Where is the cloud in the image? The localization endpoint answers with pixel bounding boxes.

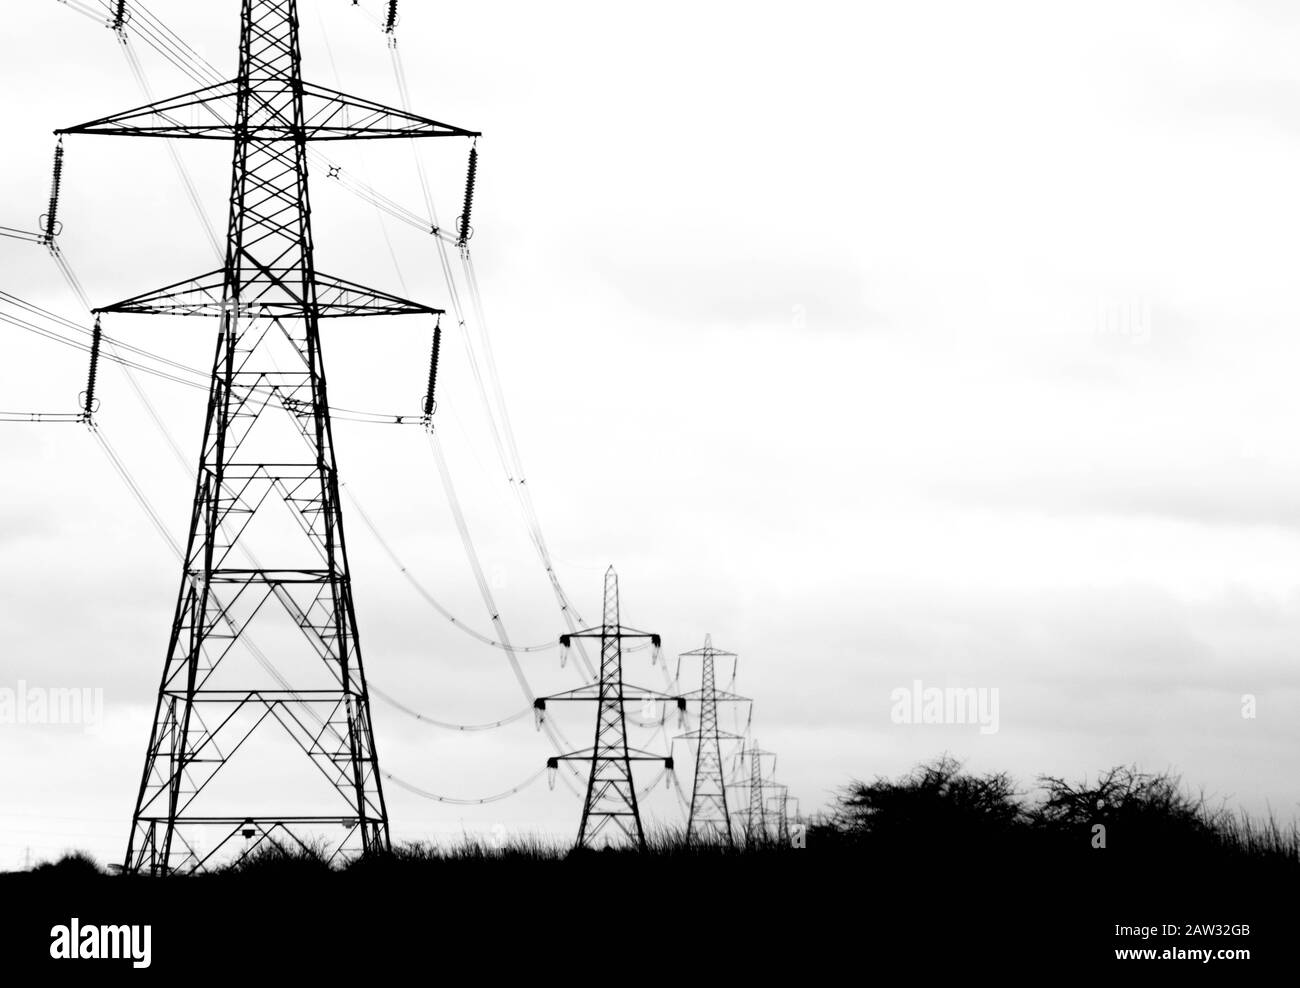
[590,252,884,334]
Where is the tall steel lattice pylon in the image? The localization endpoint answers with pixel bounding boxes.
[57,0,477,874]
[536,567,678,850]
[731,741,779,846]
[674,635,750,847]
[765,786,796,846]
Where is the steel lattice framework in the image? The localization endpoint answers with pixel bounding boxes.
[731,741,780,846]
[536,567,678,850]
[674,635,750,847]
[58,0,476,874]
[765,786,796,846]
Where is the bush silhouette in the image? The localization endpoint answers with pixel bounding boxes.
[1031,766,1224,860]
[812,758,1299,874]
[823,755,1026,854]
[216,836,333,877]
[31,851,102,877]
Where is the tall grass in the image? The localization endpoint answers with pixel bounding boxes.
[14,757,1299,877]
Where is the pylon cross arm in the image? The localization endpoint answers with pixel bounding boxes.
[59,79,478,142]
[677,688,751,703]
[95,268,443,319]
[561,626,658,642]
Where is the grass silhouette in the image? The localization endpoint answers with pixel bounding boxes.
[3,757,1293,974]
[12,756,1297,874]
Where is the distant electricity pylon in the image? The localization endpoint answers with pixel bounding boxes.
[765,786,798,846]
[731,741,781,846]
[673,635,750,847]
[57,0,476,874]
[535,567,678,850]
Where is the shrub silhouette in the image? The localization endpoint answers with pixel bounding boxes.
[216,836,333,877]
[824,754,1026,854]
[813,758,1299,873]
[31,851,102,877]
[1030,766,1224,859]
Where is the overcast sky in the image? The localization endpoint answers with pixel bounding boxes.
[3,0,1300,867]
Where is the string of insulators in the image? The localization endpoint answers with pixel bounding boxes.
[40,140,65,244]
[112,0,127,31]
[422,319,442,420]
[384,0,399,33]
[83,315,103,421]
[456,145,478,247]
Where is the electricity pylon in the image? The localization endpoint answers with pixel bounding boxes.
[535,567,678,850]
[673,635,750,847]
[765,786,797,846]
[731,741,780,846]
[58,0,476,874]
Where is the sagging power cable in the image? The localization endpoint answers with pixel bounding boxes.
[378,25,599,681]
[344,491,557,653]
[113,21,223,260]
[384,766,548,806]
[0,226,45,244]
[0,411,84,423]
